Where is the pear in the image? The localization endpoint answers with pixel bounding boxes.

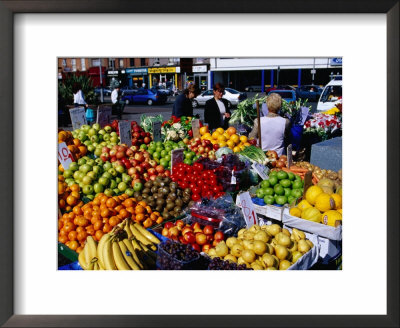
[254,230,270,243]
[266,266,277,270]
[215,241,229,257]
[279,260,292,270]
[241,249,256,263]
[275,232,292,247]
[282,228,291,237]
[242,239,254,250]
[249,224,261,233]
[266,224,281,236]
[274,244,289,260]
[238,228,247,237]
[251,262,264,270]
[261,253,276,268]
[288,240,298,253]
[230,243,244,257]
[224,254,237,263]
[226,237,238,249]
[238,256,250,268]
[292,251,303,263]
[265,243,274,255]
[208,248,217,257]
[306,240,314,249]
[243,231,255,240]
[298,239,311,253]
[253,240,267,255]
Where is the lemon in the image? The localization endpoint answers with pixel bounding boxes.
[305,185,323,205]
[226,140,235,148]
[216,127,224,135]
[244,142,251,147]
[331,193,342,209]
[321,210,342,227]
[217,134,226,142]
[314,193,335,212]
[289,207,302,218]
[230,134,240,144]
[297,199,312,211]
[211,131,220,140]
[218,141,227,148]
[239,135,248,143]
[233,146,241,153]
[199,126,209,136]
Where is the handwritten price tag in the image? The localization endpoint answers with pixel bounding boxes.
[238,192,258,228]
[96,106,112,127]
[252,162,270,180]
[69,107,87,130]
[171,148,184,174]
[152,121,162,142]
[191,119,200,138]
[58,142,74,170]
[118,121,132,146]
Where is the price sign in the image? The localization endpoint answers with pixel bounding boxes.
[118,121,131,146]
[96,106,112,127]
[152,121,162,142]
[287,144,293,168]
[171,148,184,174]
[69,107,87,130]
[58,142,74,170]
[191,119,200,138]
[238,192,258,228]
[252,162,270,180]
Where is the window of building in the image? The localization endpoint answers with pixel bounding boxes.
[92,59,100,66]
[130,58,135,66]
[81,58,86,71]
[140,58,146,66]
[62,59,66,67]
[119,59,124,68]
[109,58,115,69]
[71,59,76,71]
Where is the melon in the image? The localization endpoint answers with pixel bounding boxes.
[297,199,312,211]
[321,210,342,227]
[331,193,342,209]
[301,207,321,223]
[314,193,335,212]
[305,185,323,205]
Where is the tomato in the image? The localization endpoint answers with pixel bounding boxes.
[212,186,220,194]
[209,178,218,187]
[180,182,189,189]
[193,162,204,172]
[202,185,209,193]
[192,186,201,195]
[201,172,209,180]
[191,193,201,202]
[189,183,196,189]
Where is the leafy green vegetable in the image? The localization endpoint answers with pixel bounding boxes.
[140,114,164,132]
[239,145,267,164]
[229,94,267,127]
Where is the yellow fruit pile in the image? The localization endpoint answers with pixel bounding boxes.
[289,185,343,227]
[199,126,250,152]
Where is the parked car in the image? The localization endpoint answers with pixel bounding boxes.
[295,85,323,101]
[151,86,173,96]
[192,88,246,108]
[317,78,342,111]
[244,85,262,92]
[267,90,297,103]
[94,87,111,96]
[121,89,167,106]
[121,86,138,96]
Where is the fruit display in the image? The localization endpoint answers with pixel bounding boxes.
[254,170,304,206]
[58,130,88,160]
[207,257,252,270]
[171,162,225,201]
[157,240,202,270]
[184,137,218,161]
[207,224,314,270]
[293,161,342,186]
[106,120,152,146]
[132,176,193,220]
[198,126,252,153]
[289,184,342,227]
[144,140,188,169]
[160,220,225,252]
[79,219,160,270]
[161,116,196,141]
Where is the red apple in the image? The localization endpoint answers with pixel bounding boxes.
[191,243,201,252]
[203,225,214,235]
[198,146,205,154]
[168,227,179,238]
[181,227,193,236]
[266,150,279,160]
[149,174,157,181]
[206,234,213,243]
[191,222,201,230]
[213,144,220,151]
[134,153,144,162]
[102,146,110,153]
[214,231,224,240]
[110,149,117,157]
[195,232,207,245]
[202,244,212,253]
[164,222,174,230]
[155,165,165,174]
[127,167,137,176]
[144,137,151,144]
[179,236,188,244]
[126,149,134,157]
[147,168,156,175]
[184,231,196,244]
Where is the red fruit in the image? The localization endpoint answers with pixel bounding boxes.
[175,220,184,230]
[181,227,193,236]
[168,227,179,238]
[161,227,169,237]
[195,233,207,246]
[191,222,201,230]
[214,231,224,241]
[203,225,214,235]
[191,243,201,252]
[144,137,151,144]
[202,244,212,253]
[212,239,223,247]
[179,236,188,244]
[184,231,196,244]
[155,165,165,174]
[213,144,220,151]
[164,222,174,230]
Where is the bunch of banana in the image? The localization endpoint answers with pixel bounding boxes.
[91,219,161,270]
[78,236,103,270]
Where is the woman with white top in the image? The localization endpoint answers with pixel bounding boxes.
[248,93,290,156]
[72,82,87,108]
[204,83,231,131]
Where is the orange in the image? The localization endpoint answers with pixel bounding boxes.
[230,134,240,144]
[135,213,145,222]
[66,195,77,206]
[65,205,72,212]
[138,201,147,207]
[70,184,80,192]
[103,223,111,233]
[93,220,103,231]
[77,231,87,242]
[106,198,117,208]
[227,126,236,136]
[239,135,248,143]
[59,199,66,209]
[114,205,123,213]
[58,164,64,173]
[143,218,153,228]
[199,126,209,136]
[72,206,83,216]
[135,205,145,214]
[58,131,67,142]
[67,145,78,154]
[109,216,119,227]
[122,198,134,208]
[156,217,163,224]
[72,138,81,147]
[76,246,84,253]
[94,230,104,241]
[68,241,79,251]
[68,230,78,241]
[58,235,68,244]
[101,208,110,218]
[119,209,130,219]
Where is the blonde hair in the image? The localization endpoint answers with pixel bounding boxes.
[266,93,282,113]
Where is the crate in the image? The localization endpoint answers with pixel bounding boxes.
[58,242,79,263]
[156,241,201,270]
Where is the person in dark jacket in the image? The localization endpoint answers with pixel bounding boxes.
[204,83,231,131]
[172,84,200,118]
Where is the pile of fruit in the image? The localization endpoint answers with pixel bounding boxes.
[198,126,252,153]
[160,220,225,252]
[255,170,304,206]
[171,162,225,201]
[157,240,201,270]
[132,176,192,220]
[144,140,188,168]
[293,161,342,187]
[289,183,342,227]
[106,120,152,146]
[206,224,314,270]
[58,130,88,160]
[79,219,160,270]
[184,137,218,161]
[58,178,82,213]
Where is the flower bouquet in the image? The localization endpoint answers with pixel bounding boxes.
[303,113,342,141]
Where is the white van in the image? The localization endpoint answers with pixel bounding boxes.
[317,76,342,111]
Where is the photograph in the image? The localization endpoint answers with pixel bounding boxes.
[57,57,343,271]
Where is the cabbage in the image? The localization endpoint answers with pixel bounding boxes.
[215,147,233,159]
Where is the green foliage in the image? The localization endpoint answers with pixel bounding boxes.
[229,94,267,127]
[58,74,99,107]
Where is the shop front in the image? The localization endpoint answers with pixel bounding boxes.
[148,66,180,89]
[125,67,148,88]
[106,69,129,87]
[192,64,209,91]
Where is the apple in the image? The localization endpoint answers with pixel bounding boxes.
[179,236,188,245]
[214,144,221,150]
[266,150,279,160]
[191,243,201,252]
[181,227,193,236]
[135,153,144,162]
[214,231,225,240]
[164,222,174,230]
[191,222,201,231]
[195,233,207,245]
[155,165,164,174]
[202,244,212,253]
[143,137,151,144]
[168,227,179,238]
[161,227,169,237]
[147,168,156,175]
[203,225,214,235]
[104,126,112,133]
[149,174,157,181]
[175,220,185,230]
[126,149,134,157]
[183,232,196,244]
[134,166,143,174]
[198,146,205,154]
[130,159,138,167]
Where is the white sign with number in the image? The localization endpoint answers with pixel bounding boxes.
[96,106,112,127]
[69,107,87,130]
[238,192,258,228]
[58,142,74,170]
[118,121,131,146]
[152,121,162,142]
[252,162,270,180]
[191,119,200,139]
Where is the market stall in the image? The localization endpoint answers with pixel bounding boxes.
[58,99,342,270]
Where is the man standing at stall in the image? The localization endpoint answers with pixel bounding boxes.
[111,85,125,119]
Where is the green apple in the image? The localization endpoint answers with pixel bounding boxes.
[122,175,132,184]
[109,179,117,189]
[118,182,128,192]
[87,171,97,180]
[104,188,113,196]
[81,125,90,133]
[88,128,96,136]
[98,176,110,186]
[77,158,87,166]
[103,133,111,141]
[104,126,112,133]
[93,183,104,193]
[103,162,112,171]
[125,188,134,197]
[113,188,120,195]
[81,176,93,185]
[63,169,73,178]
[110,136,119,143]
[82,184,94,194]
[92,123,101,131]
[69,162,79,171]
[115,177,122,184]
[108,168,117,177]
[87,144,95,152]
[98,129,105,135]
[94,148,102,157]
[110,132,118,137]
[115,165,125,174]
[80,164,92,173]
[102,172,112,179]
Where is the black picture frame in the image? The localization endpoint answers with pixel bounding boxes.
[0,1,398,327]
